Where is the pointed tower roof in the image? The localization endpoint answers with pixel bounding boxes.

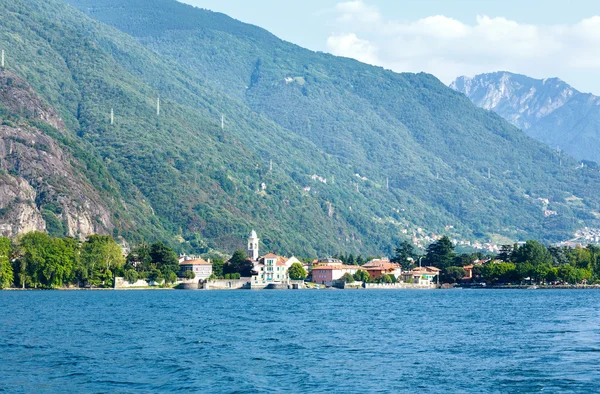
[249,229,258,239]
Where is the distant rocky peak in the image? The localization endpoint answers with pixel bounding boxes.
[451,71,581,130]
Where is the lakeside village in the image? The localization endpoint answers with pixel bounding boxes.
[2,230,600,290]
[117,231,441,290]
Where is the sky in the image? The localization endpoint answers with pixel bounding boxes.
[180,0,600,94]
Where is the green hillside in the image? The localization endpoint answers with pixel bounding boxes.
[1,0,600,256]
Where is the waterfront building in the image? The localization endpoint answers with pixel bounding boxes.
[251,253,301,288]
[401,266,440,286]
[362,258,402,280]
[313,258,344,267]
[179,257,213,281]
[312,264,362,286]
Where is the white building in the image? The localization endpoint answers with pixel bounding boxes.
[247,229,260,262]
[179,257,213,281]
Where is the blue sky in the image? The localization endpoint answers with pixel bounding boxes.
[180,0,600,94]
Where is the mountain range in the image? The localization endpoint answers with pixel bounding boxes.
[1,0,600,256]
[451,72,600,164]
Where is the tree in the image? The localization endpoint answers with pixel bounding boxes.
[443,267,466,284]
[165,271,178,285]
[512,240,552,266]
[391,240,417,268]
[341,273,355,283]
[548,246,569,267]
[497,244,513,262]
[16,232,78,289]
[150,242,179,272]
[424,236,457,270]
[183,270,196,280]
[126,243,152,270]
[80,235,124,287]
[376,274,393,284]
[353,269,370,283]
[288,262,307,280]
[481,262,517,284]
[147,269,163,284]
[556,265,574,284]
[225,249,253,276]
[517,263,535,282]
[534,263,553,284]
[210,257,225,278]
[124,269,138,284]
[0,237,13,289]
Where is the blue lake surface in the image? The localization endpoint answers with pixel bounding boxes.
[1,289,600,393]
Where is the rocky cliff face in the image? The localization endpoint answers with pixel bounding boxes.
[0,71,66,131]
[0,70,114,239]
[451,72,600,162]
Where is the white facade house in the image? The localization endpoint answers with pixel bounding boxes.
[252,253,290,285]
[179,258,213,281]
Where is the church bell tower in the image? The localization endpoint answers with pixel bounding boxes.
[247,230,259,261]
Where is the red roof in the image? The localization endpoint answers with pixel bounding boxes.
[263,253,279,258]
[180,258,211,266]
[312,265,362,271]
[364,263,400,271]
[362,259,400,270]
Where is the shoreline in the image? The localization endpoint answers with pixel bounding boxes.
[3,285,600,291]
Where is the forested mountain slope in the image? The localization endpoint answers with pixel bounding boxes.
[1,0,599,256]
[64,0,600,243]
[452,72,600,163]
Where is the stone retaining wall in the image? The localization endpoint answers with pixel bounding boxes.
[364,283,437,289]
[203,279,251,290]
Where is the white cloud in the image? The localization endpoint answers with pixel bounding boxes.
[327,33,379,65]
[335,1,381,24]
[326,1,600,93]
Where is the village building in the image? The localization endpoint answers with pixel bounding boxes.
[312,264,362,286]
[252,253,289,284]
[462,259,489,282]
[362,258,402,280]
[246,231,301,288]
[401,266,440,286]
[179,256,213,281]
[314,258,344,267]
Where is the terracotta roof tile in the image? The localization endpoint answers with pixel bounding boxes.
[179,258,211,266]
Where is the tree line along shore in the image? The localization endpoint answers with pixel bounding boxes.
[0,232,600,290]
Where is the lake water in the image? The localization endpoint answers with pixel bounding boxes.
[1,289,599,393]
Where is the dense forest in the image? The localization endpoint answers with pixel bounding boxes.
[1,0,600,258]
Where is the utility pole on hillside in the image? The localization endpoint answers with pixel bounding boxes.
[156,96,160,116]
[221,115,225,130]
[1,50,4,68]
[110,107,114,125]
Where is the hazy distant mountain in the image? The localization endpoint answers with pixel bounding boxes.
[452,72,600,163]
[2,0,600,255]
